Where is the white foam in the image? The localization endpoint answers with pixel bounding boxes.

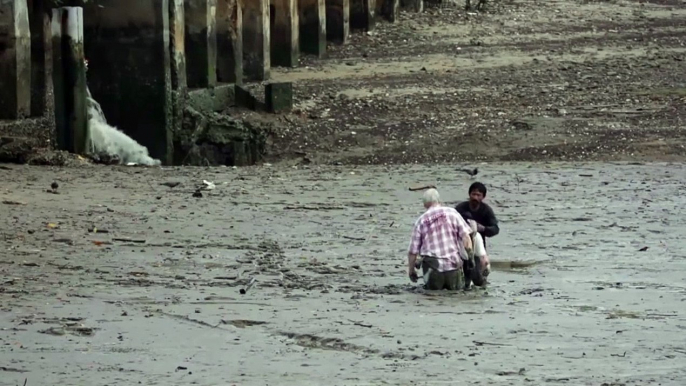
[85,88,161,166]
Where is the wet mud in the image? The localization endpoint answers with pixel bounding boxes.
[1,162,686,385]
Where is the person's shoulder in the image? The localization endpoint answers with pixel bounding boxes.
[442,206,463,219]
[454,201,470,211]
[442,206,459,214]
[481,202,496,214]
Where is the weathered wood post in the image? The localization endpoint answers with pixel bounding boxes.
[378,0,398,22]
[351,0,375,32]
[325,0,349,44]
[270,0,299,67]
[0,0,31,119]
[29,0,50,117]
[170,0,187,156]
[242,0,270,81]
[184,0,217,88]
[217,0,243,84]
[298,0,325,57]
[51,7,88,155]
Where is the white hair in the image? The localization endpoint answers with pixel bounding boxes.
[422,188,440,205]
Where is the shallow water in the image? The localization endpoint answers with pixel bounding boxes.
[1,162,685,385]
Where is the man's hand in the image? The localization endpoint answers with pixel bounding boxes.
[476,223,486,233]
[408,267,419,283]
[464,247,475,269]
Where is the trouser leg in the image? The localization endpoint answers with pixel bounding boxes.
[421,256,463,291]
[422,258,444,290]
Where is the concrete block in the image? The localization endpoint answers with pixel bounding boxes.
[0,0,31,119]
[270,0,299,68]
[217,0,243,84]
[185,0,217,88]
[242,0,270,81]
[235,84,257,110]
[81,0,173,164]
[325,0,349,44]
[298,0,325,57]
[265,82,292,113]
[351,0,375,31]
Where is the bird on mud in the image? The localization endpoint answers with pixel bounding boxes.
[459,167,479,178]
[50,181,59,190]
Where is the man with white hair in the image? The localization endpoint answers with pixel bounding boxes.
[407,188,474,290]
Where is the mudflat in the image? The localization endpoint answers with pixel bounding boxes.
[1,162,685,385]
[245,0,686,165]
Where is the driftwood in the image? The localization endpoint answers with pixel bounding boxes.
[408,184,436,192]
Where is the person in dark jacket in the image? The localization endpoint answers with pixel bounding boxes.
[455,182,499,289]
[455,182,500,247]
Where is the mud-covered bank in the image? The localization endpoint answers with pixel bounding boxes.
[257,0,686,165]
[1,162,685,385]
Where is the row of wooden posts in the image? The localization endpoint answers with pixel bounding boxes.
[1,0,428,163]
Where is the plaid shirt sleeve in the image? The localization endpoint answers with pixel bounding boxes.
[408,219,423,255]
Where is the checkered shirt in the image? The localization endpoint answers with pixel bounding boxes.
[408,205,472,272]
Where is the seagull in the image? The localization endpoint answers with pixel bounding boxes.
[458,167,479,178]
[160,181,181,188]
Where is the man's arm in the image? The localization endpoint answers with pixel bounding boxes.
[454,201,469,219]
[480,205,500,238]
[407,222,422,281]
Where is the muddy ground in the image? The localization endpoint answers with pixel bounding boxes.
[233,0,686,165]
[1,162,686,385]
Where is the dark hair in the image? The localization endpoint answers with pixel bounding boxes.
[469,182,487,197]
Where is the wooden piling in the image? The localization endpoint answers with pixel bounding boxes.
[242,0,270,81]
[325,0,349,44]
[184,0,218,88]
[170,0,187,155]
[351,0,375,32]
[29,0,50,117]
[0,0,31,119]
[270,0,299,68]
[298,0,325,57]
[217,0,243,84]
[51,7,88,155]
[379,0,399,22]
